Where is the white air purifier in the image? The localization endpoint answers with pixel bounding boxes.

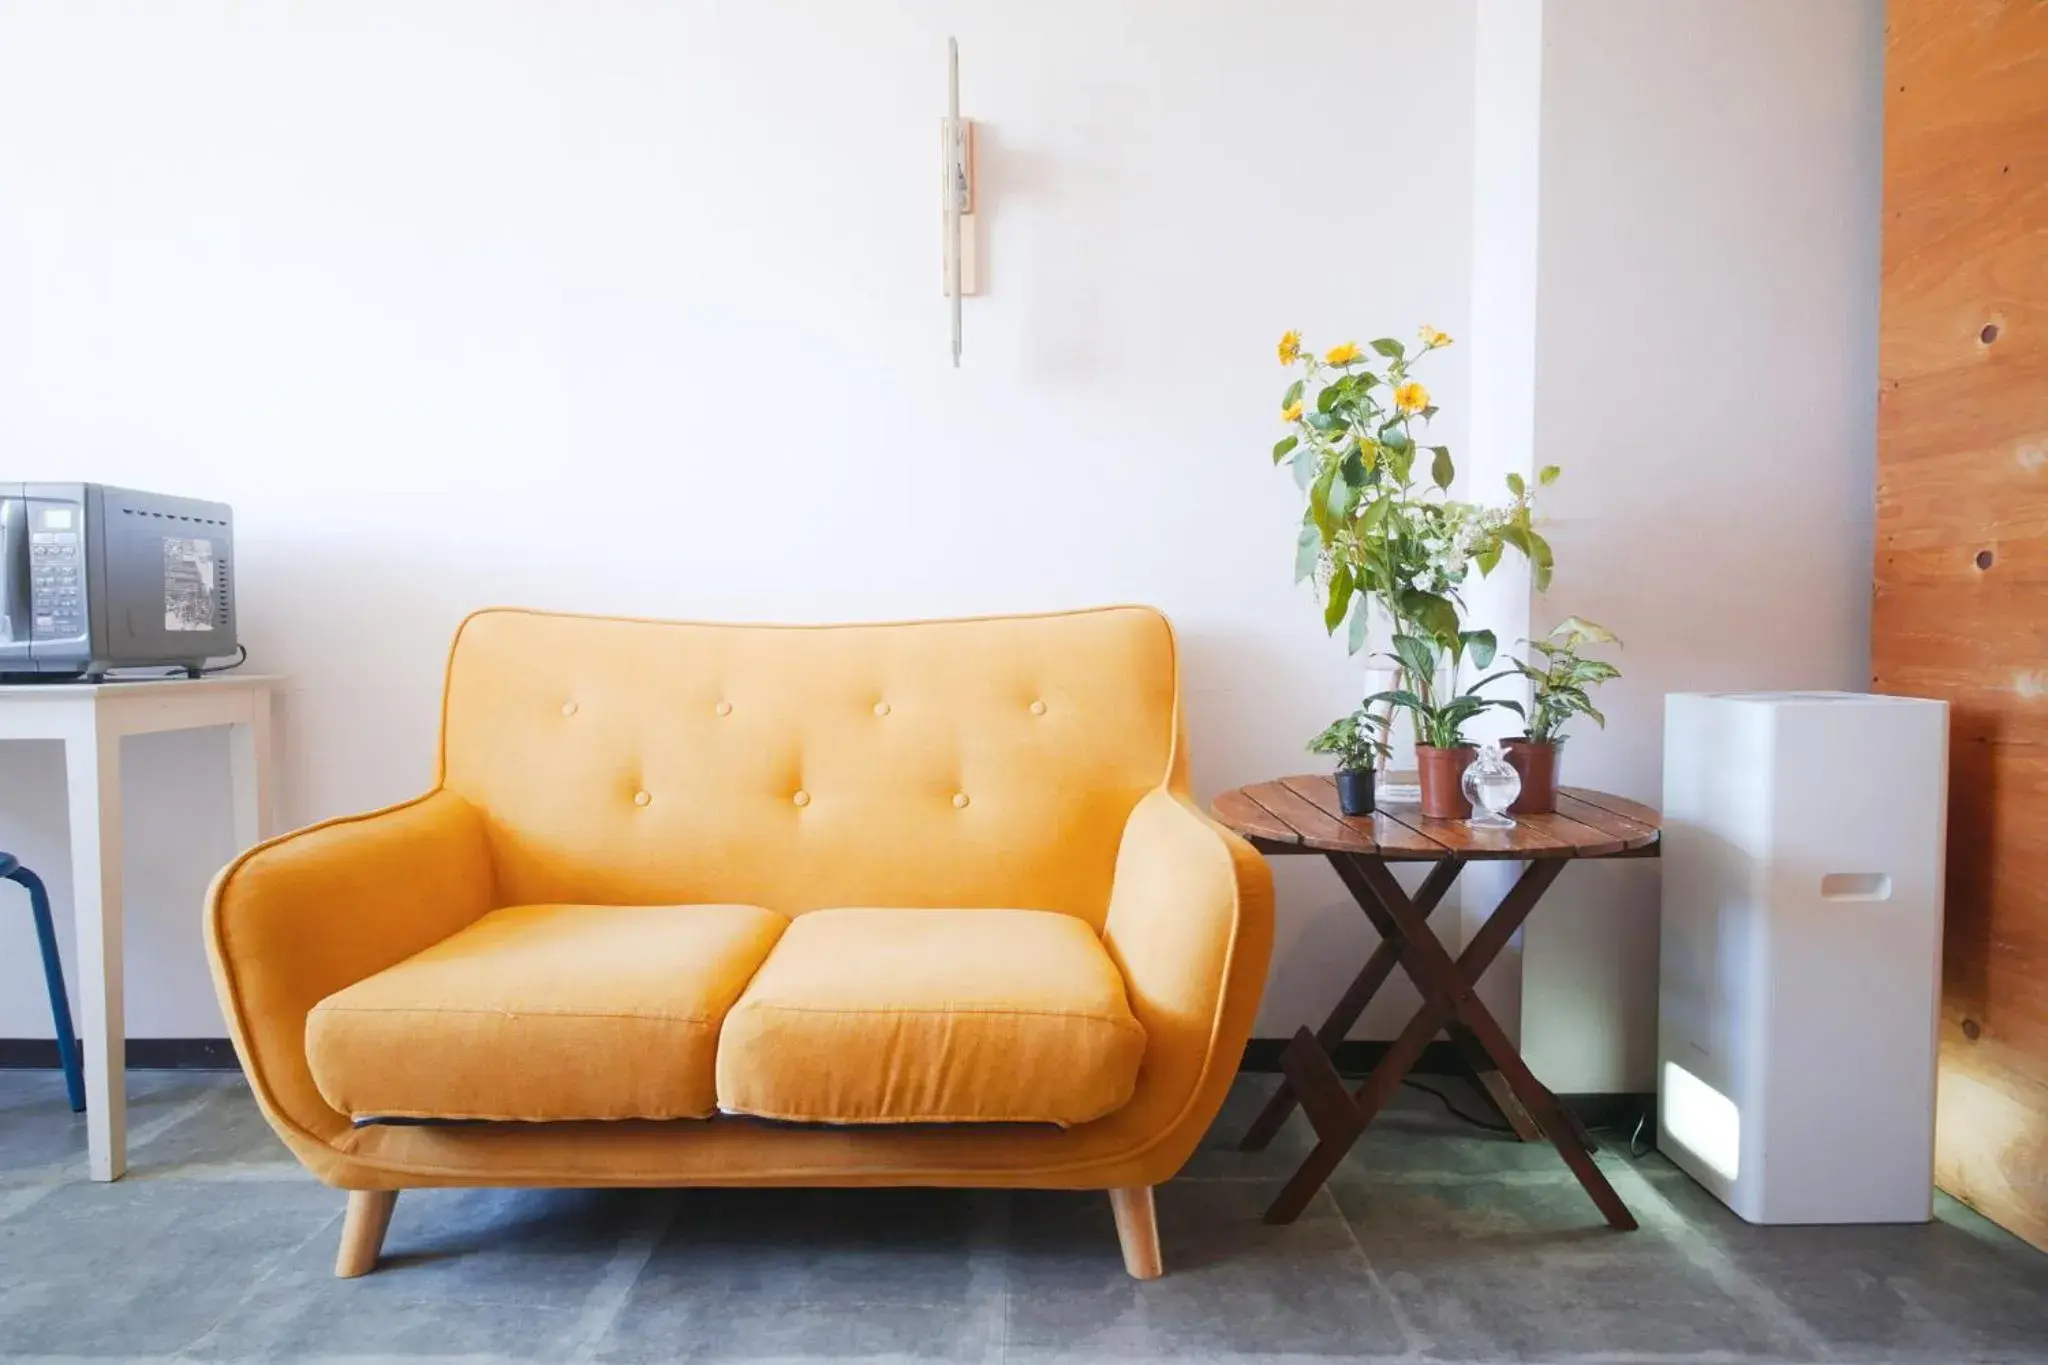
[1659,691,1948,1224]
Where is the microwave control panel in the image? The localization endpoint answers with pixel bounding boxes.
[28,502,84,641]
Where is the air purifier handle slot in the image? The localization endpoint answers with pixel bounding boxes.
[1820,872,1892,901]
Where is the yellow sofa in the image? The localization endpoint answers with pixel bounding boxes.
[206,605,1273,1279]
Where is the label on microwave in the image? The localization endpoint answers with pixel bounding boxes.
[163,537,216,632]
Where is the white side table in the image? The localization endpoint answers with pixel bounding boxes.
[0,673,279,1180]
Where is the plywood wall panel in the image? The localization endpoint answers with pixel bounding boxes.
[1875,0,2048,1250]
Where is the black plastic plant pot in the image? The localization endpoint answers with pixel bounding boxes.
[1335,768,1375,816]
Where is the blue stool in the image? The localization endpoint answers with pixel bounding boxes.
[1,853,85,1113]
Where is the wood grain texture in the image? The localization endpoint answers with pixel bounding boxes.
[1216,777,1658,861]
[1377,805,1574,858]
[335,1190,396,1279]
[1108,1186,1163,1280]
[1551,792,1660,854]
[1876,0,2048,1252]
[1211,788,1298,847]
[1277,774,1450,858]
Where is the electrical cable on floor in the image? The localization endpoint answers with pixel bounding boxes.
[1400,1078,1515,1135]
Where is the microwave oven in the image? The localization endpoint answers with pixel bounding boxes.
[0,483,238,680]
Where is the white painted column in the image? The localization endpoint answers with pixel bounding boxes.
[1458,0,1546,1036]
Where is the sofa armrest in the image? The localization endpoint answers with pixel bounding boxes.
[1099,787,1275,1178]
[205,789,496,1161]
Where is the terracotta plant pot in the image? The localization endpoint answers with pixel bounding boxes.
[1335,768,1375,816]
[1414,744,1477,819]
[1504,737,1559,814]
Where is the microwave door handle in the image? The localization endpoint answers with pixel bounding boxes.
[1,499,28,645]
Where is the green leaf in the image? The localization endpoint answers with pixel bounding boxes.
[1506,471,1526,498]
[1430,446,1453,491]
[1291,448,1316,490]
[1294,522,1321,584]
[1324,565,1355,634]
[1461,629,1497,669]
[1309,464,1337,535]
[1409,594,1461,648]
[1526,530,1555,591]
[1538,464,1561,486]
[1283,378,1304,409]
[1551,615,1618,647]
[1391,632,1440,683]
[1347,591,1371,655]
[1363,688,1425,713]
[1370,338,1404,359]
[1357,495,1391,534]
[1305,411,1343,433]
[1475,543,1502,577]
[1317,384,1341,413]
[1324,467,1358,523]
[1272,434,1298,464]
[1339,450,1367,487]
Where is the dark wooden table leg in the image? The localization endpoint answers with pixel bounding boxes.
[1241,860,1462,1151]
[1265,975,1443,1224]
[1263,857,1525,1225]
[1449,1025,1545,1140]
[1334,856,1555,1132]
[1346,856,1638,1231]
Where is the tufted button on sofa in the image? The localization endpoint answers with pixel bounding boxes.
[206,606,1274,1281]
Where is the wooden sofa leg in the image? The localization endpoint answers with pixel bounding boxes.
[335,1190,398,1278]
[1108,1186,1163,1280]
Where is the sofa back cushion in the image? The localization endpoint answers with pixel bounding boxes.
[438,606,1180,925]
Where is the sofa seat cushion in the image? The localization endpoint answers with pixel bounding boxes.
[714,907,1146,1126]
[306,902,788,1122]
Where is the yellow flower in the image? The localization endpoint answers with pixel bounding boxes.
[1277,330,1302,365]
[1324,341,1362,366]
[1281,399,1304,423]
[1394,381,1430,414]
[1419,325,1452,349]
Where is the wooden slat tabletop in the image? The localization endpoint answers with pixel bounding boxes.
[1216,774,1660,861]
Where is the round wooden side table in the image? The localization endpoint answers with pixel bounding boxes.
[1212,772,1661,1228]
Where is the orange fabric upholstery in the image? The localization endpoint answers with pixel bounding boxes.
[437,609,1176,925]
[716,908,1145,1126]
[308,903,787,1122]
[205,606,1274,1197]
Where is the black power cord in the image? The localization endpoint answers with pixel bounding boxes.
[198,643,249,675]
[1400,1077,1515,1134]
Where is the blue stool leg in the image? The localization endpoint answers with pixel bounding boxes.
[10,867,85,1113]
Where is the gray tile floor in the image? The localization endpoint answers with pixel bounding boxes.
[2,1068,2045,1364]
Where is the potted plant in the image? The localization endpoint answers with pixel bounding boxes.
[1268,326,1557,787]
[1364,634,1514,818]
[1307,709,1390,815]
[1499,617,1622,813]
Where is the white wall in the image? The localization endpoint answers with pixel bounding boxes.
[0,1,1479,1040]
[0,3,1883,1088]
[1516,0,1884,1091]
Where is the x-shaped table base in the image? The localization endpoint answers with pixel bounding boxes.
[1245,852,1636,1230]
